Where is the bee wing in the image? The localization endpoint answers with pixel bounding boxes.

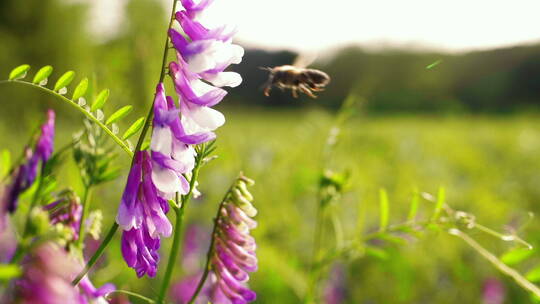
[292,53,318,68]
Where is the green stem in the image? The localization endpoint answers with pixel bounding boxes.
[75,185,92,249]
[0,80,132,156]
[72,0,179,285]
[156,155,203,303]
[156,205,185,304]
[450,228,540,298]
[305,199,326,304]
[72,222,118,285]
[107,290,155,303]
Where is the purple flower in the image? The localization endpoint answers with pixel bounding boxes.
[43,192,82,241]
[13,243,80,304]
[323,264,347,304]
[171,273,206,304]
[116,151,172,277]
[36,109,55,162]
[11,242,113,304]
[482,278,505,304]
[208,176,257,304]
[1,110,55,224]
[165,0,244,142]
[182,224,210,272]
[150,83,196,197]
[78,275,116,303]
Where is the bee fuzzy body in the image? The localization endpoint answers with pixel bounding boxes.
[263,65,330,98]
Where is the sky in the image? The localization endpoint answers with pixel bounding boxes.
[87,0,540,53]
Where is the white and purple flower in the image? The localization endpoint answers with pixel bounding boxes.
[116,151,172,277]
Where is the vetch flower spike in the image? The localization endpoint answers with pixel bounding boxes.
[189,174,258,304]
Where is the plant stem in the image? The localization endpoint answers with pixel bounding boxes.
[72,222,118,285]
[107,290,156,303]
[72,0,179,285]
[0,80,132,156]
[75,185,92,249]
[156,154,204,303]
[305,199,326,304]
[450,228,540,298]
[156,206,185,304]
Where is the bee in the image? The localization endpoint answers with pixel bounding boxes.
[261,55,330,98]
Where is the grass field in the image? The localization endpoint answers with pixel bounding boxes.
[3,108,540,303]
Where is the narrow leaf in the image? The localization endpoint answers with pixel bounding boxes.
[365,247,389,260]
[32,65,53,84]
[426,59,443,70]
[106,105,132,125]
[407,189,419,222]
[431,187,445,221]
[9,64,30,80]
[0,264,21,281]
[526,266,540,282]
[72,78,89,101]
[91,89,110,111]
[54,71,76,92]
[500,247,534,266]
[122,117,145,140]
[379,188,389,232]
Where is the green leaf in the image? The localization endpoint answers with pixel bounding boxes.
[9,64,30,80]
[91,89,110,111]
[379,188,389,232]
[54,71,76,92]
[365,247,389,260]
[526,265,540,282]
[106,105,132,125]
[32,65,53,84]
[407,189,420,222]
[0,149,11,177]
[426,59,443,70]
[431,187,445,221]
[0,264,22,281]
[500,247,535,266]
[122,117,145,140]
[72,78,89,101]
[140,140,151,151]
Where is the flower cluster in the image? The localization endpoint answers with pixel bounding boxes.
[116,0,244,278]
[1,110,55,229]
[208,175,257,304]
[116,151,172,277]
[11,242,114,304]
[43,191,82,242]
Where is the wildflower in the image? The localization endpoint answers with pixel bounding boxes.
[43,191,82,241]
[482,278,505,304]
[323,264,347,304]
[14,243,80,303]
[11,242,116,303]
[116,151,172,277]
[168,0,244,138]
[0,110,55,224]
[150,83,194,197]
[208,175,257,304]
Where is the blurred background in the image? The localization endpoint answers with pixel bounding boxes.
[1,0,540,303]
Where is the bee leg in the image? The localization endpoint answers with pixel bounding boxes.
[263,85,272,97]
[311,87,325,92]
[299,84,317,98]
[291,87,299,98]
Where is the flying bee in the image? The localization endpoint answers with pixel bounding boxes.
[261,54,330,98]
